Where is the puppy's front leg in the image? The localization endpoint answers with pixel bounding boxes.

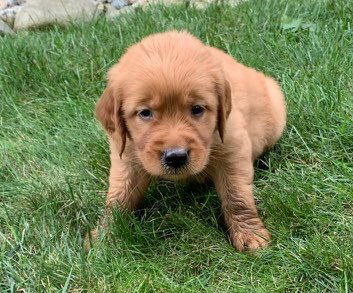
[85,152,150,250]
[213,138,270,252]
[105,153,150,211]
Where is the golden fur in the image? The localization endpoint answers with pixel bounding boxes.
[88,31,286,252]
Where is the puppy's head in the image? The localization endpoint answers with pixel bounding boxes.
[96,31,231,180]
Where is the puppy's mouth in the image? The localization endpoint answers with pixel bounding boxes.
[159,167,193,181]
[162,165,189,175]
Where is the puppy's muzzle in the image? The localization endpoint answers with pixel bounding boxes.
[162,148,189,169]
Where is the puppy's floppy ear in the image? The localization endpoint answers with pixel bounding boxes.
[217,78,232,142]
[95,84,127,157]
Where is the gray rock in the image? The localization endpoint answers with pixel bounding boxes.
[5,0,25,7]
[105,0,145,17]
[14,0,98,31]
[93,0,112,3]
[105,4,132,18]
[96,3,105,14]
[111,0,129,9]
[0,18,15,34]
[0,0,6,10]
[141,0,244,7]
[0,5,21,27]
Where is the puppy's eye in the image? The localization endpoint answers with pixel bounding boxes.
[138,108,153,120]
[191,105,205,117]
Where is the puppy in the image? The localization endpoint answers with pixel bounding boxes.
[90,31,286,252]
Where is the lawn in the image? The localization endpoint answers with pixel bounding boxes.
[1,0,352,291]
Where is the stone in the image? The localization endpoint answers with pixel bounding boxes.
[0,0,7,10]
[3,0,26,8]
[111,0,129,9]
[141,0,244,7]
[0,5,21,28]
[14,0,98,31]
[94,0,112,3]
[105,3,133,18]
[144,0,181,4]
[0,18,15,34]
[96,3,105,14]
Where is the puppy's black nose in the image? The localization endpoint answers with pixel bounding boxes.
[162,148,189,169]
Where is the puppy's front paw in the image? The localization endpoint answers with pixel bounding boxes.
[229,220,270,252]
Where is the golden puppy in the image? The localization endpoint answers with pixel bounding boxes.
[90,31,286,252]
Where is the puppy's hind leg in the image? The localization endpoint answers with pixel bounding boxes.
[85,153,150,251]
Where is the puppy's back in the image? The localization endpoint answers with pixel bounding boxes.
[208,47,286,155]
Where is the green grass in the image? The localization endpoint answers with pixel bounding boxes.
[1,0,353,291]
